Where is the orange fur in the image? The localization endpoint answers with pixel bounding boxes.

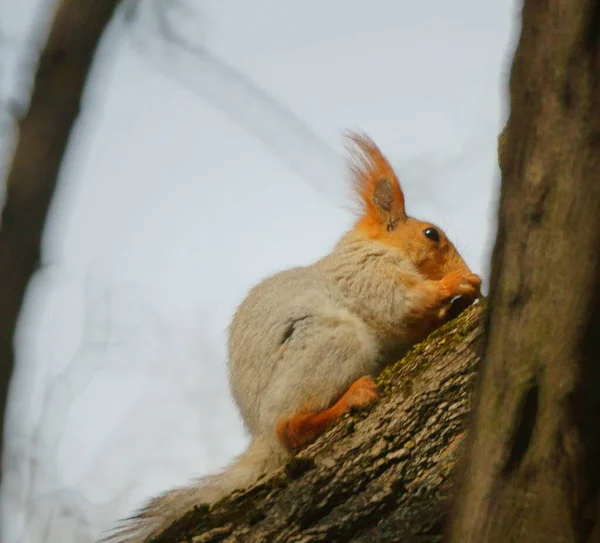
[276,376,379,451]
[346,133,480,287]
[346,131,406,229]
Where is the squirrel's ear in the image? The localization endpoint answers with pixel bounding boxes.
[346,131,406,231]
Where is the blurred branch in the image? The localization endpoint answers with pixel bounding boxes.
[0,0,122,484]
[127,0,348,205]
[12,273,113,541]
[127,0,499,210]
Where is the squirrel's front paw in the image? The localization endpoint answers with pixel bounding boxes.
[440,271,482,302]
[464,273,482,293]
[342,376,379,410]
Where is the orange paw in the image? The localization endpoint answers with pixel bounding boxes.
[464,272,482,293]
[276,412,314,451]
[275,376,379,451]
[440,271,481,302]
[342,375,379,410]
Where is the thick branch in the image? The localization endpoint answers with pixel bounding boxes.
[152,302,485,543]
[0,0,121,479]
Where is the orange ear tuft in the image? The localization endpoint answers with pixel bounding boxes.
[345,131,406,230]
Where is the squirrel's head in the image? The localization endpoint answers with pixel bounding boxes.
[347,131,477,285]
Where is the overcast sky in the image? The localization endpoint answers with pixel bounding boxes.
[1,1,518,541]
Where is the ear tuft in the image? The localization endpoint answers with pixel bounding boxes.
[345,131,406,230]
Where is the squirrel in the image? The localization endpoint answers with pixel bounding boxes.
[105,132,482,543]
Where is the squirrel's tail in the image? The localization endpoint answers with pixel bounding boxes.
[103,435,288,543]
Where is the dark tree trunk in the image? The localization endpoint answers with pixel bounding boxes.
[150,303,485,543]
[449,1,600,541]
[0,0,121,481]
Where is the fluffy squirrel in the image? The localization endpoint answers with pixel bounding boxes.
[106,132,482,543]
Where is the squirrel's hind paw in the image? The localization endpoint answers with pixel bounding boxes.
[275,376,379,451]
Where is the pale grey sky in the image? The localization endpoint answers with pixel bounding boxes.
[1,1,517,541]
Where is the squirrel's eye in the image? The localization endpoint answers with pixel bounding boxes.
[423,227,440,242]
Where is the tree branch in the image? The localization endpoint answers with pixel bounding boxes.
[0,0,122,481]
[150,302,485,543]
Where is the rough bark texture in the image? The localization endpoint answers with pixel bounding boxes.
[0,0,121,480]
[450,1,600,542]
[150,302,485,543]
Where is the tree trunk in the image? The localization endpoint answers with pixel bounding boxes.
[0,0,121,480]
[449,1,600,542]
[149,302,485,543]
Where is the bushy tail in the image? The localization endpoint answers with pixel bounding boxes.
[102,435,288,543]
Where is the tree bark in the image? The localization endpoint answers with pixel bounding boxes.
[0,0,121,481]
[149,302,485,543]
[450,1,600,542]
